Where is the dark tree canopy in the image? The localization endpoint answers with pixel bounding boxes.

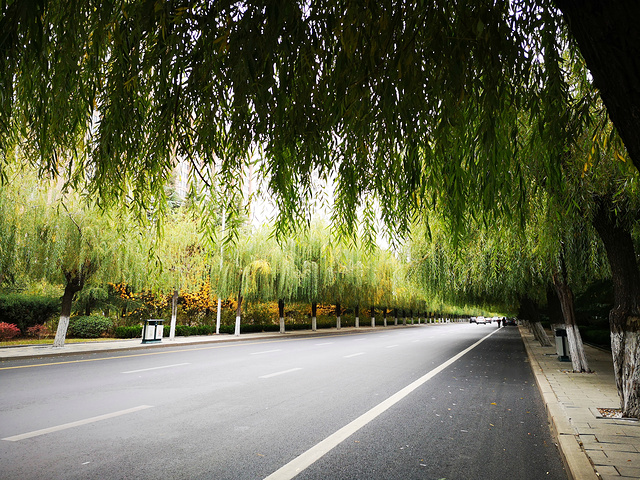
[0,0,636,240]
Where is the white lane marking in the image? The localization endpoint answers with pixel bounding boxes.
[2,405,153,442]
[122,363,190,374]
[264,328,500,480]
[386,345,399,349]
[259,368,303,379]
[251,349,282,355]
[315,342,333,346]
[344,352,365,358]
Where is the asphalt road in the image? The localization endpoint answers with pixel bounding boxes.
[0,324,567,479]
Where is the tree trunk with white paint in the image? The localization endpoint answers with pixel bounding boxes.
[235,284,242,337]
[278,299,285,334]
[553,273,590,373]
[394,308,398,326]
[169,289,178,340]
[216,297,222,334]
[592,203,640,417]
[355,305,360,328]
[402,310,406,326]
[383,307,387,327]
[371,306,375,328]
[336,302,341,330]
[53,271,85,347]
[311,302,317,331]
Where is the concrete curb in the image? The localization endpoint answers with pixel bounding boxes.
[519,326,598,480]
[0,322,449,362]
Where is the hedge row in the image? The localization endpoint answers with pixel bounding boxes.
[112,320,345,338]
[0,294,59,333]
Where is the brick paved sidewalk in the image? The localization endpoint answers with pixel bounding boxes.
[520,326,640,480]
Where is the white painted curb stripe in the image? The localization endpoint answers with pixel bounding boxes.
[264,328,500,480]
[2,405,153,441]
[260,368,303,379]
[122,363,190,374]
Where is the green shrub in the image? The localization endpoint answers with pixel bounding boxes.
[114,325,142,338]
[582,328,611,349]
[68,316,113,338]
[0,294,59,333]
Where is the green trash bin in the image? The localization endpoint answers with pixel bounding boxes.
[142,319,164,344]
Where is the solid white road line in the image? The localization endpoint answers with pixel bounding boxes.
[259,368,303,379]
[344,352,365,358]
[121,363,191,374]
[251,349,283,355]
[263,328,500,480]
[2,405,153,442]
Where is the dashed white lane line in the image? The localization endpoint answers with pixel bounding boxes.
[263,328,500,480]
[251,349,283,355]
[315,342,333,346]
[386,345,399,349]
[259,368,303,379]
[2,405,153,442]
[344,352,365,358]
[122,363,190,374]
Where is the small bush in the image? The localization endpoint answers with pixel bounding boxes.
[0,322,20,341]
[26,324,51,339]
[114,325,142,338]
[68,316,113,338]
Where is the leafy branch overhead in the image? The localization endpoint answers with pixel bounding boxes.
[0,0,588,242]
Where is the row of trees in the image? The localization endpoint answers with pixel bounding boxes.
[0,168,491,346]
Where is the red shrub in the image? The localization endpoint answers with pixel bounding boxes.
[0,322,21,341]
[27,324,51,339]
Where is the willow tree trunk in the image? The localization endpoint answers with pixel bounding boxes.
[336,302,341,330]
[355,305,360,328]
[53,271,85,347]
[169,289,178,340]
[593,204,640,417]
[402,310,406,326]
[394,308,398,326]
[556,0,640,170]
[520,296,552,347]
[311,302,317,331]
[278,299,285,334]
[553,275,590,373]
[371,306,375,328]
[235,285,243,337]
[382,307,387,327]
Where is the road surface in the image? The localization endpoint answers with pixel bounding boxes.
[0,323,566,479]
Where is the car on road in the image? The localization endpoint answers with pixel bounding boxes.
[476,316,487,324]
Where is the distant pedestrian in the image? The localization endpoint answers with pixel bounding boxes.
[497,318,502,327]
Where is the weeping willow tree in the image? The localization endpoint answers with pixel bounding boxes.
[0,167,149,346]
[149,209,211,340]
[0,0,602,248]
[268,237,299,334]
[294,223,333,331]
[217,227,274,336]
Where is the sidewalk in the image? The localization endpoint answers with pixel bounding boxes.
[520,326,640,480]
